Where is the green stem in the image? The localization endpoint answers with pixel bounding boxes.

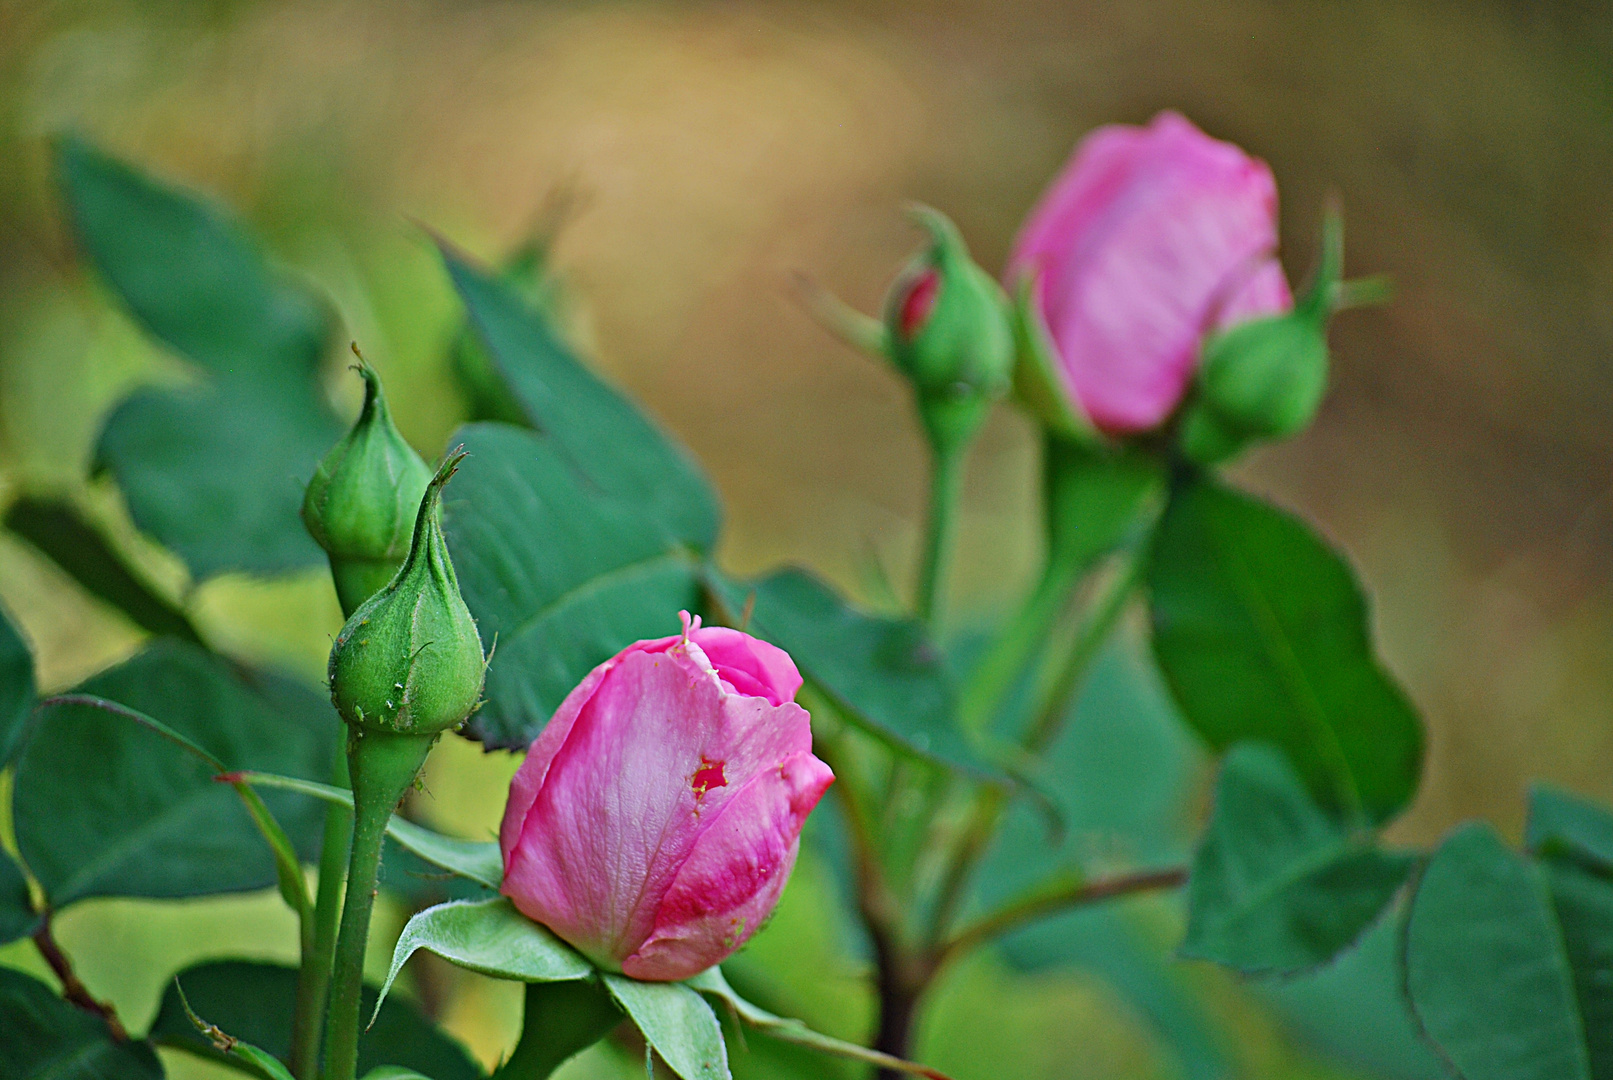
[290,748,352,1080]
[915,441,966,627]
[324,729,437,1080]
[1018,551,1146,755]
[924,548,1147,946]
[938,866,1187,968]
[956,557,1081,736]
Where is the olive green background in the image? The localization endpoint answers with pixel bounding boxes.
[0,1,1608,1077]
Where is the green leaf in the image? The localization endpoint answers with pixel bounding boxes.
[5,496,202,644]
[686,967,951,1079]
[491,978,622,1080]
[1543,859,1613,1078]
[1403,822,1593,1080]
[0,848,36,944]
[0,598,35,766]
[96,378,342,578]
[149,962,482,1080]
[603,973,728,1080]
[239,770,502,889]
[13,640,335,906]
[1147,475,1422,825]
[441,422,701,749]
[1528,783,1613,874]
[57,136,343,577]
[1181,743,1414,974]
[0,965,162,1080]
[706,568,989,775]
[375,898,593,1016]
[441,246,719,552]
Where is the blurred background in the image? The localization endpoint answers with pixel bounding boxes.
[0,1,1609,1077]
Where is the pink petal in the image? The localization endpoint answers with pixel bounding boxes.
[498,657,616,858]
[501,645,814,968]
[623,750,834,980]
[687,625,802,706]
[1213,256,1292,330]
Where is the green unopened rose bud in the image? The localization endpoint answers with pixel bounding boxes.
[882,205,1015,452]
[303,354,432,615]
[1180,204,1380,465]
[328,449,485,737]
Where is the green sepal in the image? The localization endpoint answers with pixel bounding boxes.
[329,450,485,736]
[1008,273,1101,445]
[303,358,433,616]
[1180,205,1360,465]
[882,205,1014,396]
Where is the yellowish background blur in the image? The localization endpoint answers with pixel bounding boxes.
[0,1,1609,1077]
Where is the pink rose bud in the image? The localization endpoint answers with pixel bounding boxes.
[499,613,834,981]
[1007,111,1293,435]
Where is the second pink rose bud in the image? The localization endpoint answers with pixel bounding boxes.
[1008,111,1293,436]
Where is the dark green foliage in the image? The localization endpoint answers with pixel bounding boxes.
[0,966,163,1080]
[13,640,335,906]
[1148,475,1422,825]
[1403,823,1594,1080]
[4,497,201,644]
[58,136,343,576]
[0,849,37,944]
[148,961,482,1080]
[1181,743,1414,974]
[441,422,702,748]
[492,979,623,1080]
[441,247,718,552]
[1528,783,1613,873]
[0,599,35,765]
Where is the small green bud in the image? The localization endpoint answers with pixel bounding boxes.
[328,449,485,737]
[882,206,1015,452]
[303,353,433,615]
[1179,203,1379,465]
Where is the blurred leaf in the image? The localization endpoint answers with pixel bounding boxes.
[491,978,622,1080]
[0,848,37,944]
[1148,475,1422,825]
[95,376,342,578]
[971,632,1226,1080]
[13,640,335,906]
[706,568,990,775]
[687,967,951,1079]
[449,241,555,427]
[57,135,330,380]
[441,422,702,749]
[441,245,719,552]
[0,966,162,1080]
[603,973,728,1080]
[1527,783,1613,873]
[1257,915,1448,1080]
[57,136,343,577]
[0,598,35,766]
[1403,823,1593,1080]
[1181,743,1414,975]
[375,898,593,1016]
[4,496,201,644]
[1542,860,1613,1077]
[238,770,503,889]
[149,961,481,1080]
